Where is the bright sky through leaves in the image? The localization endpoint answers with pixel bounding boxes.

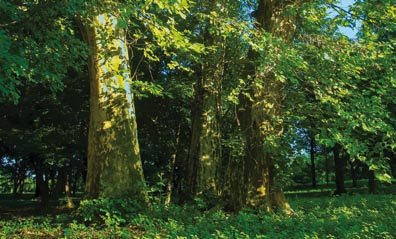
[337,0,360,38]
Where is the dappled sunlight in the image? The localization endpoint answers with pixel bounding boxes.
[84,11,147,199]
[1,0,394,237]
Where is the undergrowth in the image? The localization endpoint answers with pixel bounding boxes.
[0,194,395,238]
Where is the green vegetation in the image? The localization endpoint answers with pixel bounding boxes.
[1,0,395,238]
[0,192,395,238]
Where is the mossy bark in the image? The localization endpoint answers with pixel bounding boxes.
[225,0,296,213]
[185,15,225,201]
[79,14,148,203]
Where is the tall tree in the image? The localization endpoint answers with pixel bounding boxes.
[185,0,226,202]
[225,0,298,212]
[77,6,147,201]
[77,0,204,201]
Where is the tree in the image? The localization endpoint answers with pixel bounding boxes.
[0,68,89,205]
[77,0,205,201]
[76,6,148,201]
[184,0,227,203]
[0,0,87,102]
[286,0,395,193]
[224,0,300,212]
[1,0,395,213]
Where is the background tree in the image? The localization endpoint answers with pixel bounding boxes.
[0,69,89,205]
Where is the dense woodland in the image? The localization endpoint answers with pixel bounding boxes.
[0,0,395,238]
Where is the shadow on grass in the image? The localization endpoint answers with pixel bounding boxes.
[0,193,81,219]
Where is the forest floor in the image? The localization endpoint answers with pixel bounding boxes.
[0,184,395,238]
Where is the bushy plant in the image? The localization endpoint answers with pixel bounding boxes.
[76,197,144,227]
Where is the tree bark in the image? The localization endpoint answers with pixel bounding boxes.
[333,145,347,195]
[223,137,248,211]
[185,3,225,202]
[78,13,148,203]
[224,0,297,213]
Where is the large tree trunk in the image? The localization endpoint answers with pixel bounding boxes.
[225,0,296,213]
[78,13,148,203]
[185,3,225,202]
[223,150,247,211]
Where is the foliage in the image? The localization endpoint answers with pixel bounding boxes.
[1,193,395,238]
[77,198,145,228]
[0,0,88,103]
[1,0,395,219]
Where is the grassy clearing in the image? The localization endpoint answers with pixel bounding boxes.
[0,194,395,238]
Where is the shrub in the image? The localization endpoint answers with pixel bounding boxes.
[76,197,144,227]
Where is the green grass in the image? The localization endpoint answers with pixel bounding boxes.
[0,194,395,238]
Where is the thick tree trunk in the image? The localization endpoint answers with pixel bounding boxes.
[185,5,225,202]
[310,137,316,187]
[78,14,148,203]
[185,76,223,200]
[333,145,347,195]
[223,136,248,211]
[230,0,295,213]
